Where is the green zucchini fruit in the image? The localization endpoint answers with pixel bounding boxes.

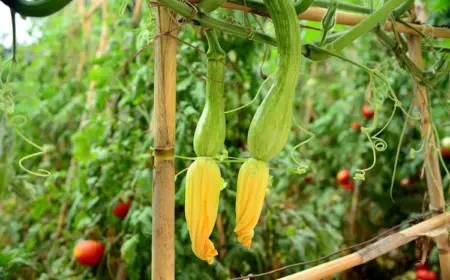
[247,0,302,161]
[193,30,226,157]
[235,0,302,248]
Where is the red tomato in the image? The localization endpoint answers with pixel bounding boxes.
[362,104,375,119]
[74,240,104,266]
[304,174,313,183]
[400,178,411,187]
[416,270,438,280]
[415,263,428,270]
[336,169,351,185]
[441,137,450,158]
[112,198,133,219]
[343,181,354,191]
[351,121,361,131]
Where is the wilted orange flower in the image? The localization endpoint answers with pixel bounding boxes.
[235,158,269,248]
[185,158,221,264]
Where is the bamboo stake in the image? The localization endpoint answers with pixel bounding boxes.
[347,180,360,242]
[152,5,178,280]
[220,3,450,39]
[84,0,109,109]
[132,0,144,28]
[279,212,450,280]
[75,0,91,83]
[407,14,450,279]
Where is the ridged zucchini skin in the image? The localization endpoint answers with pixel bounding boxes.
[193,30,226,157]
[234,0,301,249]
[247,0,302,161]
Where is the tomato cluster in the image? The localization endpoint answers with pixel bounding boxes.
[336,169,354,191]
[73,197,133,267]
[415,264,438,280]
[416,270,438,280]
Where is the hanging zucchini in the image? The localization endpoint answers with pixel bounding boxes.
[235,0,302,248]
[185,29,226,264]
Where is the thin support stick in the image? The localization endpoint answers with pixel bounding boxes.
[279,213,450,280]
[133,0,144,28]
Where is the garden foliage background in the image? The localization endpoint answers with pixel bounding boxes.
[0,0,449,279]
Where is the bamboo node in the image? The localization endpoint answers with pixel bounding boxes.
[430,206,444,214]
[154,148,175,165]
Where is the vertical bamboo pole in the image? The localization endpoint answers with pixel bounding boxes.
[132,0,144,28]
[152,5,178,280]
[407,13,450,279]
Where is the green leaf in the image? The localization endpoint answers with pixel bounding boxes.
[10,181,36,200]
[433,0,449,11]
[121,235,140,265]
[220,178,227,191]
[87,66,115,88]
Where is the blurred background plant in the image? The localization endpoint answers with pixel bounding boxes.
[0,0,449,279]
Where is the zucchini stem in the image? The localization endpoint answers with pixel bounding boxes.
[198,0,227,13]
[229,0,373,15]
[159,0,277,46]
[327,0,408,54]
[205,29,225,59]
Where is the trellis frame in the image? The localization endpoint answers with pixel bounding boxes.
[152,0,450,279]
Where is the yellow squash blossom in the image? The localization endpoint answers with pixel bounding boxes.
[185,158,221,264]
[235,158,269,248]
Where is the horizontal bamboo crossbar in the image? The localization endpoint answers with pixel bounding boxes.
[221,3,450,39]
[278,212,450,280]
